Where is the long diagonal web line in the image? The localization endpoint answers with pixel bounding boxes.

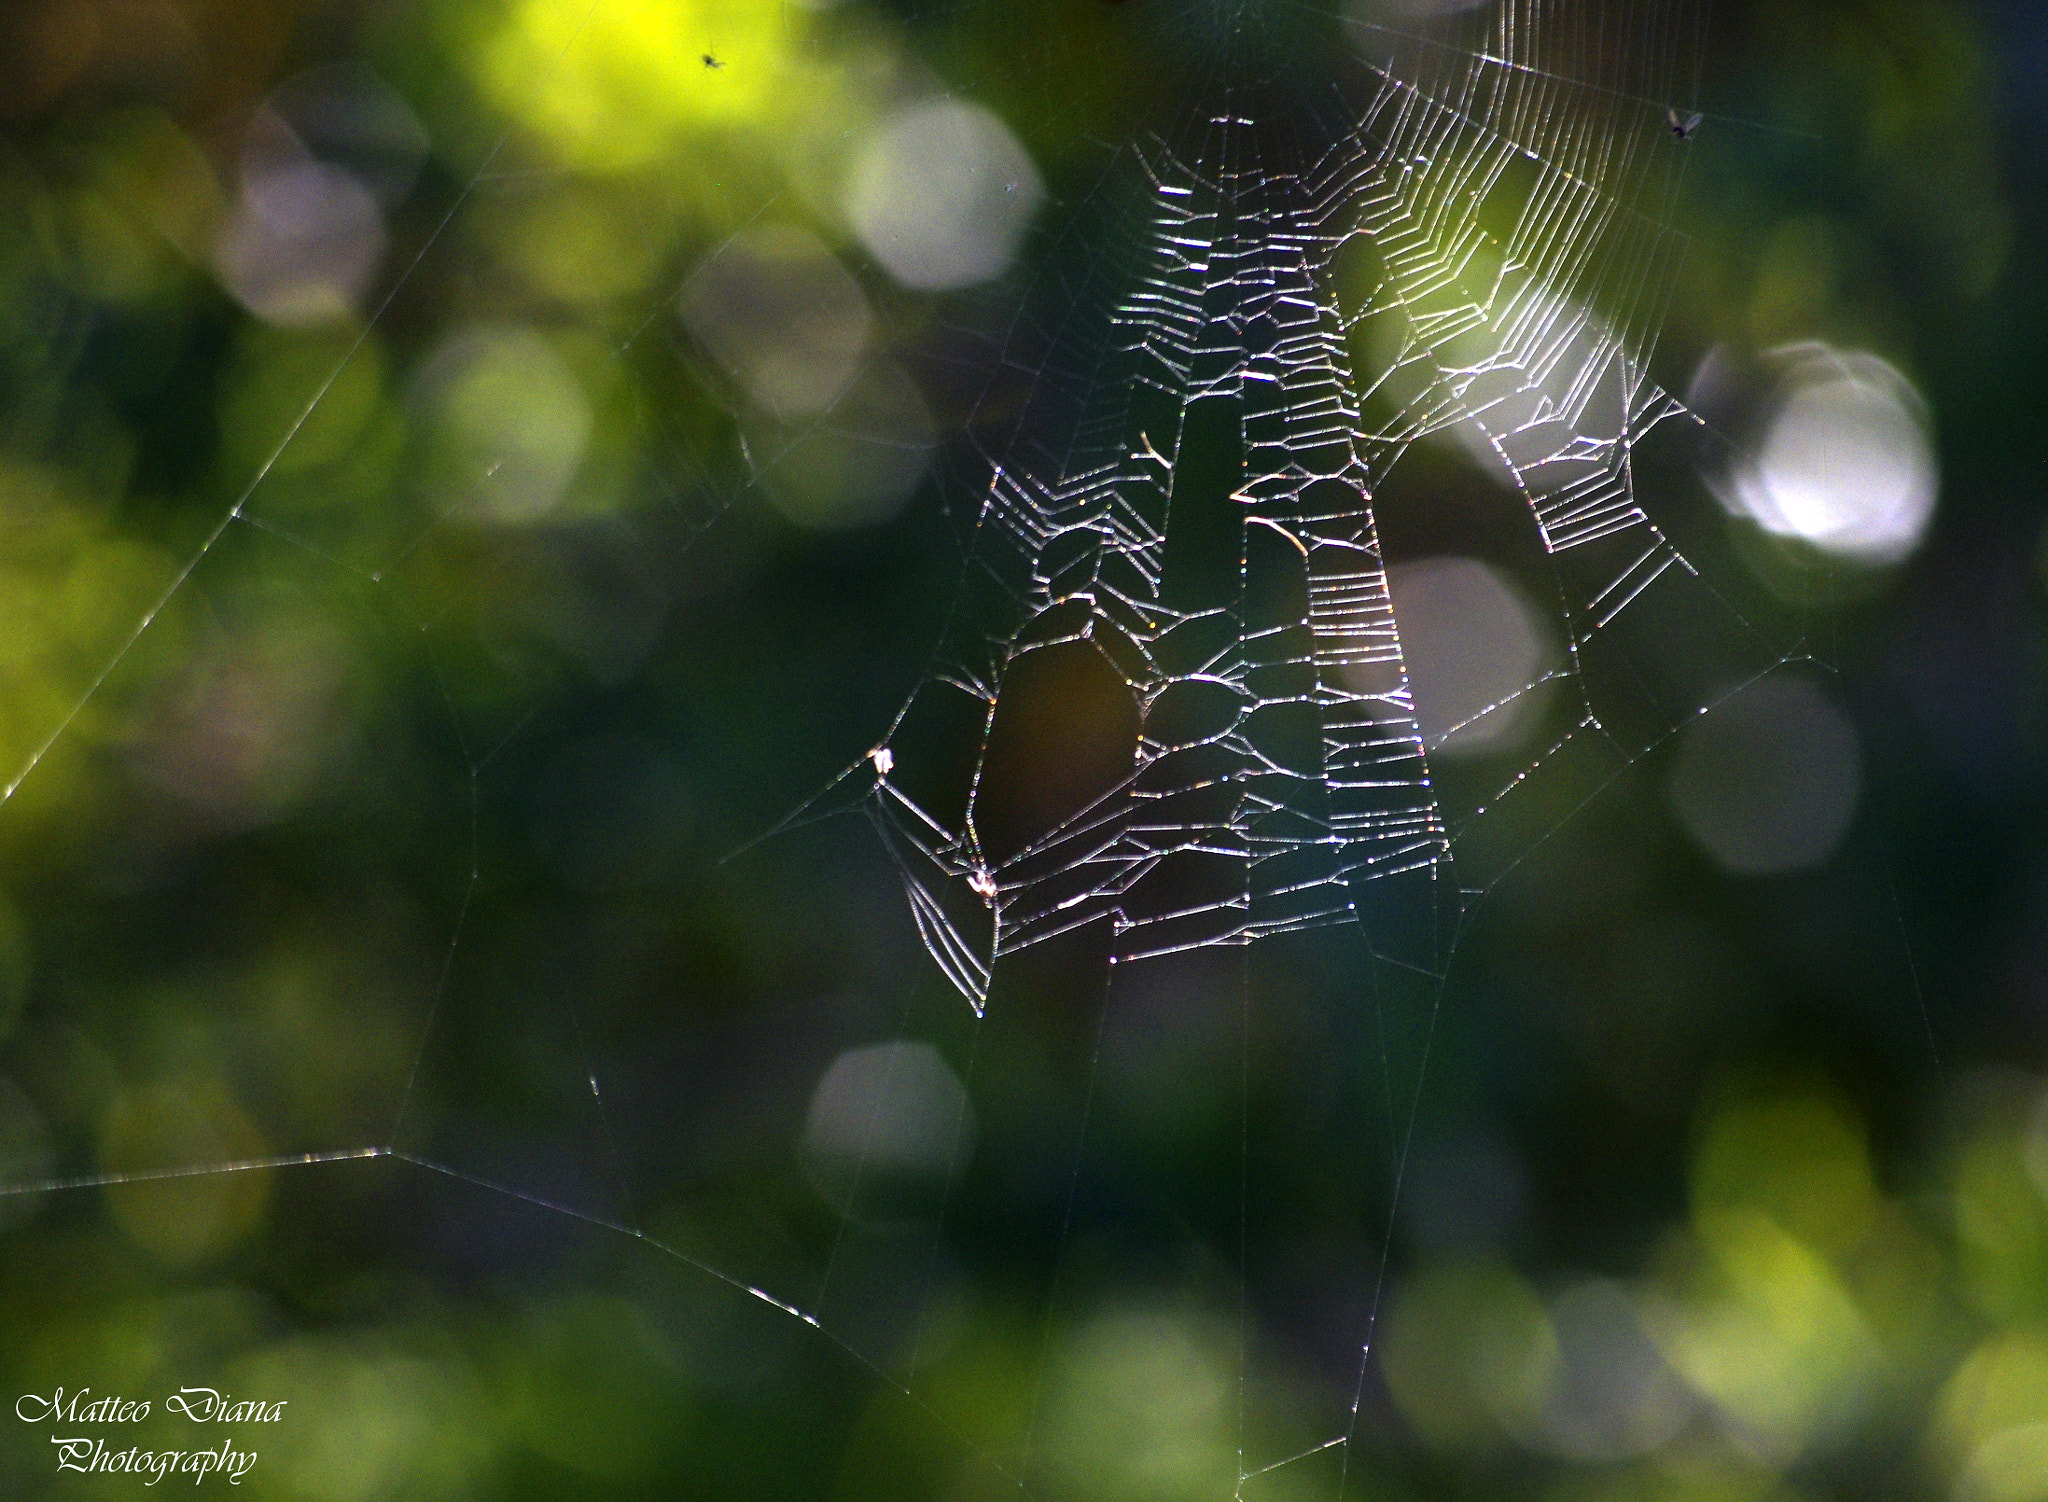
[0,0,1812,1495]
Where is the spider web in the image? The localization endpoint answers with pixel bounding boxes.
[0,0,1809,1497]
[834,0,1744,1014]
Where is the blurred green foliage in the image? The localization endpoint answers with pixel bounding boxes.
[0,1,2042,1500]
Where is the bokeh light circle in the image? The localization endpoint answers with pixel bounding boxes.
[1668,676,1862,876]
[844,99,1044,292]
[1712,344,1938,566]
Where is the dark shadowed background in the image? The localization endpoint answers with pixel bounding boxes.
[0,1,2045,1499]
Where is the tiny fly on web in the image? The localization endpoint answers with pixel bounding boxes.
[1666,107,1703,139]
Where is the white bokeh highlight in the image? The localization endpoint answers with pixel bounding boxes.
[1379,557,1553,756]
[214,64,423,328]
[1720,345,1938,566]
[214,105,388,328]
[679,225,874,420]
[844,99,1044,292]
[1536,1281,1695,1461]
[801,1040,974,1187]
[1668,677,1862,877]
[414,325,592,524]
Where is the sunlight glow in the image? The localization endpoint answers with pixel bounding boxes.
[1724,345,1938,565]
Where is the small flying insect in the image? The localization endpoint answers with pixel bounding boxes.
[702,53,722,69]
[1666,107,1704,139]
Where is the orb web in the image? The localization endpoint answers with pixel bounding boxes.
[0,2,1817,1498]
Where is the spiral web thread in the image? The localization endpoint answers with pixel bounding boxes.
[857,0,1731,1015]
